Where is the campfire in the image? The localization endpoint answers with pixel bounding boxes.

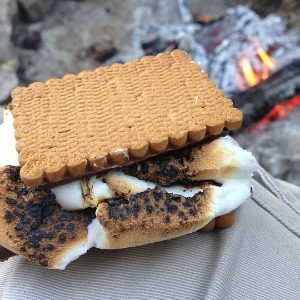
[117,1,300,185]
[107,3,300,133]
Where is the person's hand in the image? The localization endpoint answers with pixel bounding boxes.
[0,246,16,261]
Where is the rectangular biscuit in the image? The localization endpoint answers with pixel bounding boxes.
[10,50,242,186]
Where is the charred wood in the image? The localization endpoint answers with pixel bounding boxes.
[232,59,300,132]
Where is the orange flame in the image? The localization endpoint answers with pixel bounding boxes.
[257,45,274,69]
[261,63,269,81]
[240,42,275,87]
[240,53,259,87]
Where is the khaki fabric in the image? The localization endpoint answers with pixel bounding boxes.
[0,166,300,299]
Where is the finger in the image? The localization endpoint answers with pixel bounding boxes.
[0,246,16,261]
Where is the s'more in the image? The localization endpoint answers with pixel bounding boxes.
[0,50,257,269]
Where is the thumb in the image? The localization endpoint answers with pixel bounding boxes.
[0,246,16,261]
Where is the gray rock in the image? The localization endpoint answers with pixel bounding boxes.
[0,0,17,62]
[185,0,230,19]
[0,0,18,102]
[0,105,5,124]
[15,0,136,83]
[0,68,19,103]
[17,0,56,22]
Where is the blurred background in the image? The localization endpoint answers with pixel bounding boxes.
[0,0,300,184]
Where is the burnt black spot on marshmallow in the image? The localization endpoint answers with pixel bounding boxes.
[169,165,179,179]
[17,203,24,210]
[6,198,17,205]
[131,203,141,218]
[16,187,28,196]
[165,215,171,223]
[54,223,64,230]
[43,207,55,218]
[15,223,25,231]
[166,204,178,213]
[146,204,153,214]
[189,208,196,216]
[140,162,149,174]
[153,190,163,201]
[58,214,69,222]
[58,234,67,243]
[4,210,16,223]
[42,244,55,251]
[31,224,39,231]
[172,196,182,203]
[35,230,46,240]
[37,253,45,260]
[17,233,24,239]
[21,217,30,224]
[178,211,185,218]
[33,242,40,249]
[66,223,75,231]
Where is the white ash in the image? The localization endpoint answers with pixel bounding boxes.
[235,107,300,186]
[107,2,299,98]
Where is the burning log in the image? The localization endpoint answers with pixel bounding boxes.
[232,59,300,132]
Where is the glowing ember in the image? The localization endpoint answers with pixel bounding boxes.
[240,41,275,88]
[266,95,300,120]
[246,95,300,132]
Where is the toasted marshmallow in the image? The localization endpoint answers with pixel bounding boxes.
[57,175,253,269]
[51,136,257,211]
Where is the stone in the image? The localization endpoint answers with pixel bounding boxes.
[21,30,41,50]
[0,0,18,103]
[17,0,56,22]
[0,67,19,103]
[0,0,18,62]
[185,0,229,20]
[81,43,118,63]
[0,105,5,124]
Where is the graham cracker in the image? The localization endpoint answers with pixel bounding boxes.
[11,50,242,186]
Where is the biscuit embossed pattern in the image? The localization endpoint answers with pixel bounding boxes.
[11,50,242,186]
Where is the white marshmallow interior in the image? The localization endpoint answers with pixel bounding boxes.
[89,176,116,201]
[51,181,89,211]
